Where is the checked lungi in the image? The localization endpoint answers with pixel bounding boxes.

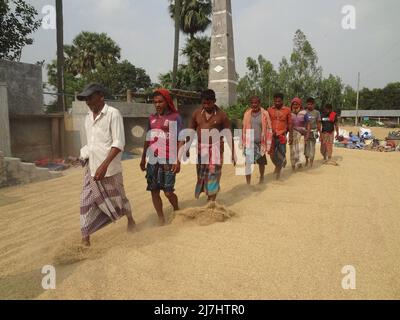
[195,142,223,199]
[80,168,132,237]
[290,130,305,168]
[270,135,287,169]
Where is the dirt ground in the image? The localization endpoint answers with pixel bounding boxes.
[0,143,399,299]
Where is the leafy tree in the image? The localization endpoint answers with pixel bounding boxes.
[86,60,152,95]
[64,32,121,76]
[169,0,212,39]
[237,55,278,106]
[288,29,322,99]
[342,85,357,110]
[47,32,151,108]
[0,0,41,61]
[160,36,210,90]
[317,74,344,110]
[166,0,212,89]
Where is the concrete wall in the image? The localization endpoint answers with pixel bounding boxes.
[0,60,45,160]
[10,117,52,162]
[9,115,64,162]
[0,60,43,115]
[0,151,62,188]
[0,82,11,156]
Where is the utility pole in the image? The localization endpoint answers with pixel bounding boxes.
[355,72,360,126]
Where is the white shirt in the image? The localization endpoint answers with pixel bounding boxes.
[80,104,125,177]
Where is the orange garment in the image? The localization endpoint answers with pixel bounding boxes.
[267,106,292,135]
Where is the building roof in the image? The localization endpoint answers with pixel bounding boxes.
[341,110,400,117]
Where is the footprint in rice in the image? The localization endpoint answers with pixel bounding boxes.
[52,237,106,266]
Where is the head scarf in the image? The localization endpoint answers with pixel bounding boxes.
[154,89,178,113]
[291,97,303,111]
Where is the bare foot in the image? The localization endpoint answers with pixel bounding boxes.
[82,237,91,247]
[259,177,265,184]
[158,217,166,226]
[127,218,136,233]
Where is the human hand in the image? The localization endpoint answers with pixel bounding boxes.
[140,159,147,172]
[171,162,181,174]
[94,162,108,181]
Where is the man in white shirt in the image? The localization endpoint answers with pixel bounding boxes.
[77,83,135,247]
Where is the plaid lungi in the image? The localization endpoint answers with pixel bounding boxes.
[304,130,318,160]
[270,135,287,169]
[195,163,222,199]
[290,130,305,167]
[80,168,132,237]
[320,132,334,158]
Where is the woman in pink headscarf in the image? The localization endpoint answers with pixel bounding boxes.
[290,97,308,171]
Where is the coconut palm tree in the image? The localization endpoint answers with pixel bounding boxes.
[64,32,121,76]
[169,0,212,39]
[55,0,65,112]
[172,0,182,87]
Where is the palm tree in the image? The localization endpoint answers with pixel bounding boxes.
[55,0,65,112]
[64,32,121,76]
[182,36,210,71]
[169,0,212,39]
[172,0,181,88]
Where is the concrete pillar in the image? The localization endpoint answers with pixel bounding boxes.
[0,151,6,187]
[127,90,133,103]
[51,117,60,158]
[59,117,65,158]
[0,82,11,156]
[208,0,237,108]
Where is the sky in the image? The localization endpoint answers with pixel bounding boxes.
[21,0,400,91]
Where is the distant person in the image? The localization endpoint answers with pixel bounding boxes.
[290,97,308,171]
[304,97,321,167]
[188,89,235,201]
[77,83,135,247]
[241,96,272,184]
[320,104,339,162]
[268,93,293,180]
[140,89,183,226]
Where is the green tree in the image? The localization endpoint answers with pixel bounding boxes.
[237,55,278,106]
[166,0,212,89]
[0,0,41,61]
[86,60,152,96]
[342,85,357,110]
[317,74,344,110]
[169,0,212,39]
[171,0,182,87]
[160,36,210,90]
[47,32,151,108]
[64,32,121,76]
[289,29,322,99]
